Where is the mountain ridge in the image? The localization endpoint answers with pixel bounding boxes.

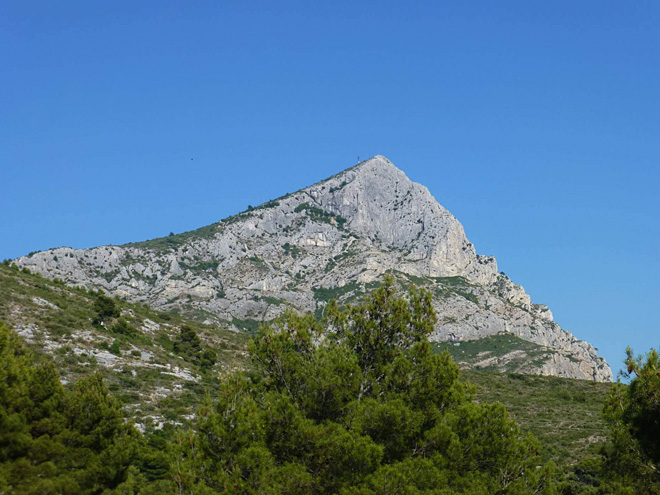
[14,155,612,382]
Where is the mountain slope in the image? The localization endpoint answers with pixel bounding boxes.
[13,155,612,381]
[0,262,249,430]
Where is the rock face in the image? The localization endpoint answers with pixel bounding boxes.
[14,155,612,382]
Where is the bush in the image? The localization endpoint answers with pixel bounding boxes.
[110,339,121,356]
[200,348,217,369]
[111,317,137,336]
[173,325,202,359]
[93,294,120,323]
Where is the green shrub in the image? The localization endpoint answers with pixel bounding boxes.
[110,339,121,356]
[93,294,120,323]
[111,317,137,336]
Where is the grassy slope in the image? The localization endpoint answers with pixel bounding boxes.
[433,336,613,465]
[464,370,611,465]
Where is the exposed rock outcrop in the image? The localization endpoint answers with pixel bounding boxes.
[15,155,612,382]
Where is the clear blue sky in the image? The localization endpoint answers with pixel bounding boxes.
[2,1,658,378]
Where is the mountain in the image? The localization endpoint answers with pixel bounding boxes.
[13,155,612,381]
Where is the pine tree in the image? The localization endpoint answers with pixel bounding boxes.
[178,277,556,494]
[600,347,660,493]
[0,323,174,494]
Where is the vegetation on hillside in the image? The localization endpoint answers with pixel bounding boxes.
[123,222,223,252]
[463,370,610,465]
[1,264,659,493]
[0,322,173,494]
[433,334,557,374]
[0,261,248,429]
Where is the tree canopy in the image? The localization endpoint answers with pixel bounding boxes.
[598,346,660,494]
[0,322,171,495]
[176,277,556,494]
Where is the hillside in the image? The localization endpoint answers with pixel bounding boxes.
[462,370,611,465]
[0,262,249,431]
[13,155,611,381]
[0,261,613,467]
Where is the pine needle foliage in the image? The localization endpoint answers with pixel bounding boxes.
[0,322,173,495]
[177,276,557,494]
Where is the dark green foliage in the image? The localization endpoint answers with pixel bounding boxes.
[282,242,300,258]
[324,259,336,273]
[177,277,556,494]
[253,199,280,210]
[172,326,217,371]
[462,370,611,465]
[329,180,348,193]
[5,260,657,493]
[0,323,172,494]
[93,294,120,323]
[200,349,217,369]
[111,318,137,336]
[598,347,660,492]
[179,260,219,273]
[619,347,660,465]
[0,262,249,433]
[454,289,479,304]
[313,281,360,302]
[173,326,202,360]
[552,346,660,494]
[221,211,253,225]
[255,295,284,306]
[110,339,121,356]
[435,275,471,287]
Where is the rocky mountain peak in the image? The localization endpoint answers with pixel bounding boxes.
[303,155,497,285]
[13,155,612,382]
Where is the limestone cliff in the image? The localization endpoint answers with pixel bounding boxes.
[14,155,612,382]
